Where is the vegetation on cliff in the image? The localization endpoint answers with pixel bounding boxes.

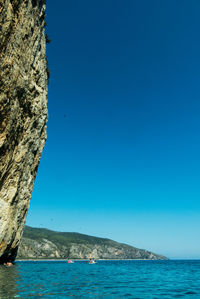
[17,226,167,260]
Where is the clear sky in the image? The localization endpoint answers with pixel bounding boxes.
[26,0,200,259]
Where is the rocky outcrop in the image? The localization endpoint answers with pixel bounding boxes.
[17,226,168,260]
[0,0,48,263]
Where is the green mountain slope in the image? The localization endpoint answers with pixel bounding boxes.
[17,226,167,260]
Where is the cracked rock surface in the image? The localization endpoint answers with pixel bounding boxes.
[0,0,48,263]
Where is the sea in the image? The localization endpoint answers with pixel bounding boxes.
[0,260,199,298]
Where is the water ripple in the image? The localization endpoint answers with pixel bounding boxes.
[0,260,200,298]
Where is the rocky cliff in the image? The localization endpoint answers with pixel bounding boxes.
[0,0,48,263]
[17,226,167,260]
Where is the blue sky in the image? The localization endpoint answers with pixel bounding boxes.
[27,0,200,259]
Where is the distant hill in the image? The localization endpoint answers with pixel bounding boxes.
[17,226,167,260]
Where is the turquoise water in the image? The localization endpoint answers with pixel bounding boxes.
[0,260,200,298]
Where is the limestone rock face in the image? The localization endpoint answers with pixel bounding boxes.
[0,0,48,262]
[17,226,168,260]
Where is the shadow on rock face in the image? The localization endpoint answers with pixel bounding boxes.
[0,246,18,264]
[0,264,20,299]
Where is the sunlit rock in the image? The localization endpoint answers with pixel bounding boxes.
[0,0,48,263]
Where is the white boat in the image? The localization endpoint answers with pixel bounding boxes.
[89,259,97,264]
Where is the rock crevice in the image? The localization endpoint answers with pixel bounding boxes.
[0,0,48,263]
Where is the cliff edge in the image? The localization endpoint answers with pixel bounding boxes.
[0,0,48,263]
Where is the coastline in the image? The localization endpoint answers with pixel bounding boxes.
[16,258,167,261]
